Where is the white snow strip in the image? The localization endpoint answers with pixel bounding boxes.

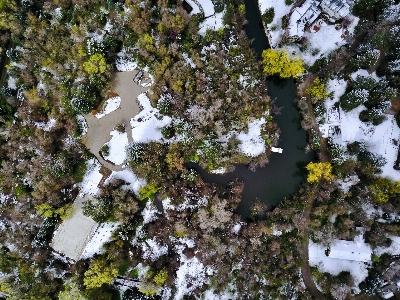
[96,96,122,119]
[80,222,119,259]
[198,0,214,17]
[78,158,103,196]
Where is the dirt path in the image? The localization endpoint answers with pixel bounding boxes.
[294,22,373,299]
[300,193,327,300]
[81,70,150,172]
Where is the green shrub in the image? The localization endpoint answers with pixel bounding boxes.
[82,197,113,223]
[73,160,87,183]
[213,0,224,13]
[101,144,110,157]
[262,8,275,25]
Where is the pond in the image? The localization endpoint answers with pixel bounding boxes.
[187,0,314,219]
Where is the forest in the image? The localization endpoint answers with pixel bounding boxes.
[0,0,399,299]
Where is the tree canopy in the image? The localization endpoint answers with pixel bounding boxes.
[261,48,304,78]
[306,162,334,183]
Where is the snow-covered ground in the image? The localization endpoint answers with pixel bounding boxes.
[96,96,121,119]
[199,11,225,35]
[258,0,291,47]
[320,72,400,181]
[77,159,103,196]
[258,0,359,66]
[236,117,267,157]
[375,236,400,256]
[130,93,172,143]
[309,241,370,287]
[80,222,119,259]
[103,129,128,165]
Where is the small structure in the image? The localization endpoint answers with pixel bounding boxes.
[289,0,322,40]
[271,147,283,153]
[320,0,350,20]
[288,0,352,40]
[381,289,394,299]
[327,227,372,262]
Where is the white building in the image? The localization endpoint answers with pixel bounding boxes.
[381,290,395,299]
[328,228,372,262]
[289,0,321,39]
[320,0,350,20]
[288,0,351,40]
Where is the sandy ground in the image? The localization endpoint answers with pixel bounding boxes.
[50,194,98,261]
[81,70,151,171]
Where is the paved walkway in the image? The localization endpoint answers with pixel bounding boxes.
[81,70,150,172]
[50,194,98,261]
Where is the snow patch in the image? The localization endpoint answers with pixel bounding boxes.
[78,159,103,196]
[130,93,172,143]
[309,241,370,286]
[104,169,146,195]
[103,129,128,165]
[96,96,121,119]
[237,118,266,157]
[80,222,119,259]
[141,201,159,224]
[142,237,168,261]
[34,118,56,132]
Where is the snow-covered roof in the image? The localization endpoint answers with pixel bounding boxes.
[288,0,321,37]
[329,230,372,262]
[329,240,372,262]
[320,0,350,19]
[382,290,394,299]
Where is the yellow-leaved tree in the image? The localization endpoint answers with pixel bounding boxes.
[261,48,304,78]
[0,0,17,30]
[306,162,333,183]
[83,258,118,289]
[306,77,330,103]
[83,53,107,74]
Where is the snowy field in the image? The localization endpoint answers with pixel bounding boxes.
[309,241,370,288]
[320,72,400,181]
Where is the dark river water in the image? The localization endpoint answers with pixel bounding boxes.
[187,0,314,219]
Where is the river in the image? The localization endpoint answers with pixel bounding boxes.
[188,0,314,219]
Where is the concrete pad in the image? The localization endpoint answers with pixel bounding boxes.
[50,195,98,261]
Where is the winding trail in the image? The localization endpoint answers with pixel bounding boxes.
[299,189,327,300]
[294,21,376,299]
[81,70,150,171]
